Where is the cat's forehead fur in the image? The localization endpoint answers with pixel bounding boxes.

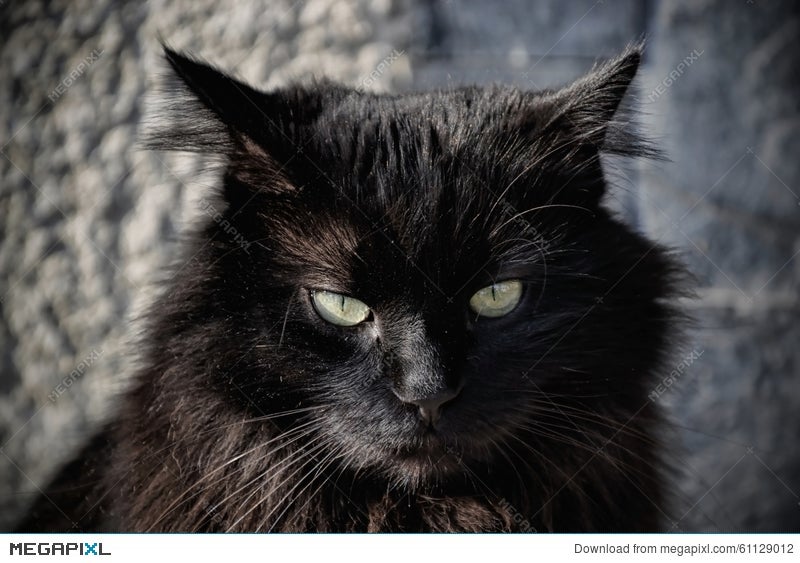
[256,86,587,294]
[256,91,541,294]
[304,85,545,212]
[153,45,648,296]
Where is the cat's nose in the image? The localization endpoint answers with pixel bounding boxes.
[395,387,461,427]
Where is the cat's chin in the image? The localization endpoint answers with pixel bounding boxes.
[325,405,501,487]
[376,429,493,488]
[386,447,465,488]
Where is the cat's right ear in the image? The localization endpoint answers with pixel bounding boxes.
[147,46,321,188]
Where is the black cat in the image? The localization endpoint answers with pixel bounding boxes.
[20,43,684,532]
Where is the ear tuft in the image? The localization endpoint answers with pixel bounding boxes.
[535,42,660,159]
[565,43,642,123]
[144,45,320,194]
[144,46,269,155]
[161,47,273,142]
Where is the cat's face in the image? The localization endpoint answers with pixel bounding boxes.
[156,47,676,488]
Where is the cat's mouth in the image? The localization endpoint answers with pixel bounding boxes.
[327,399,496,484]
[376,400,498,481]
[388,430,468,477]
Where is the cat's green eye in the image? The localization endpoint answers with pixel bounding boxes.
[469,280,523,318]
[311,290,371,327]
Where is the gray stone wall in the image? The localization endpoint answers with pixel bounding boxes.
[642,1,800,531]
[1,0,797,530]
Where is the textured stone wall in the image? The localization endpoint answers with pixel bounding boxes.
[1,0,798,530]
[642,0,800,531]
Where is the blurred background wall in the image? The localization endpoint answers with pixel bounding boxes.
[1,0,798,531]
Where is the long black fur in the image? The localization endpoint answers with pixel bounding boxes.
[19,43,686,532]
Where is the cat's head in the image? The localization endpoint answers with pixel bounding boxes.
[149,44,680,488]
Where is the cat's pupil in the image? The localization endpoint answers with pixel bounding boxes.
[468,280,523,318]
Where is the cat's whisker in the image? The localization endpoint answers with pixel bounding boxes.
[508,417,661,483]
[484,434,529,499]
[211,425,330,504]
[229,436,338,532]
[219,435,332,532]
[130,405,328,466]
[529,403,663,444]
[262,442,345,532]
[485,131,598,231]
[490,204,594,239]
[150,416,328,531]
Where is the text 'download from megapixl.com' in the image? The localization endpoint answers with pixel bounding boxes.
[574,541,794,558]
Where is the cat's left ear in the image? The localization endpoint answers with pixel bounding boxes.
[532,43,650,157]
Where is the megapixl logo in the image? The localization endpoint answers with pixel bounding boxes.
[10,542,111,556]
